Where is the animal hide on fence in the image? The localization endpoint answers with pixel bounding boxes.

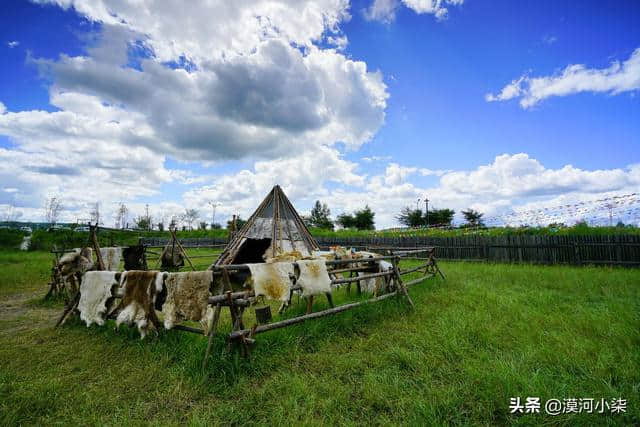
[296,259,332,297]
[247,262,295,302]
[163,271,217,331]
[78,271,118,327]
[161,243,184,270]
[123,245,146,270]
[359,260,393,294]
[59,248,94,277]
[115,271,164,338]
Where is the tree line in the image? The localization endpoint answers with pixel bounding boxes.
[303,200,484,230]
[40,196,485,232]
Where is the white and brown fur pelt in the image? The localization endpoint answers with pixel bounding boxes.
[58,247,94,293]
[114,271,164,339]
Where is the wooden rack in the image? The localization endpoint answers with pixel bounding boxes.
[55,247,443,367]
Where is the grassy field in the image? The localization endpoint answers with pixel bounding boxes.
[0,250,638,425]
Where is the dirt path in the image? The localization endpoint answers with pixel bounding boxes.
[0,291,60,334]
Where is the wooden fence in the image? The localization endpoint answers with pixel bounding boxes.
[139,235,640,266]
[315,235,640,266]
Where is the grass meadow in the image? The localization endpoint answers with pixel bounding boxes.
[0,249,638,425]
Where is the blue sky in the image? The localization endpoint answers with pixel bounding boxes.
[0,0,638,228]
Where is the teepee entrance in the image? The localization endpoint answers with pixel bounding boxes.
[214,185,319,267]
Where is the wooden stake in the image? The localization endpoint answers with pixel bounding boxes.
[306,296,314,314]
[393,256,414,308]
[202,303,222,371]
[55,291,80,328]
[170,228,196,271]
[91,224,105,271]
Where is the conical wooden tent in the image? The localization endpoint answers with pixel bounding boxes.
[214,185,319,266]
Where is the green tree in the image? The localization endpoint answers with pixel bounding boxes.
[338,206,376,230]
[135,216,151,230]
[354,206,375,230]
[210,223,222,229]
[182,208,199,230]
[428,208,455,226]
[462,209,484,227]
[226,216,247,230]
[336,213,356,229]
[397,207,424,227]
[397,207,455,227]
[308,200,334,230]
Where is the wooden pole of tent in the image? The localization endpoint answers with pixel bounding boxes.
[91,224,106,271]
[170,227,196,271]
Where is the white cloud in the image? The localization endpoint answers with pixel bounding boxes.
[7,41,19,48]
[182,145,365,220]
[0,91,179,221]
[362,155,392,162]
[363,0,399,23]
[36,0,351,62]
[364,0,463,23]
[26,13,387,161]
[419,168,451,176]
[0,1,390,225]
[384,163,417,185]
[402,0,463,20]
[179,153,640,229]
[326,35,349,50]
[486,48,640,108]
[437,153,638,199]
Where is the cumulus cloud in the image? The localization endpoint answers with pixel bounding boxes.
[363,0,400,23]
[364,0,463,23]
[0,91,173,213]
[7,41,19,48]
[0,1,391,224]
[437,153,638,198]
[25,3,388,161]
[383,163,417,185]
[36,0,351,62]
[182,145,365,219]
[179,153,640,228]
[486,48,640,108]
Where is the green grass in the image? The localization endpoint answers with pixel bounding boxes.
[0,251,638,425]
[0,250,52,297]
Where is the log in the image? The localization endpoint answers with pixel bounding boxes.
[327,265,374,274]
[330,270,394,285]
[91,225,106,271]
[398,262,431,275]
[229,290,400,339]
[172,324,204,334]
[403,275,432,288]
[202,303,222,371]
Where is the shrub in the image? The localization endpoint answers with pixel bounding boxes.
[0,229,25,249]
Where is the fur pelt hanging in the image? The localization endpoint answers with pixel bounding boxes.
[123,245,146,270]
[114,271,164,338]
[160,242,184,270]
